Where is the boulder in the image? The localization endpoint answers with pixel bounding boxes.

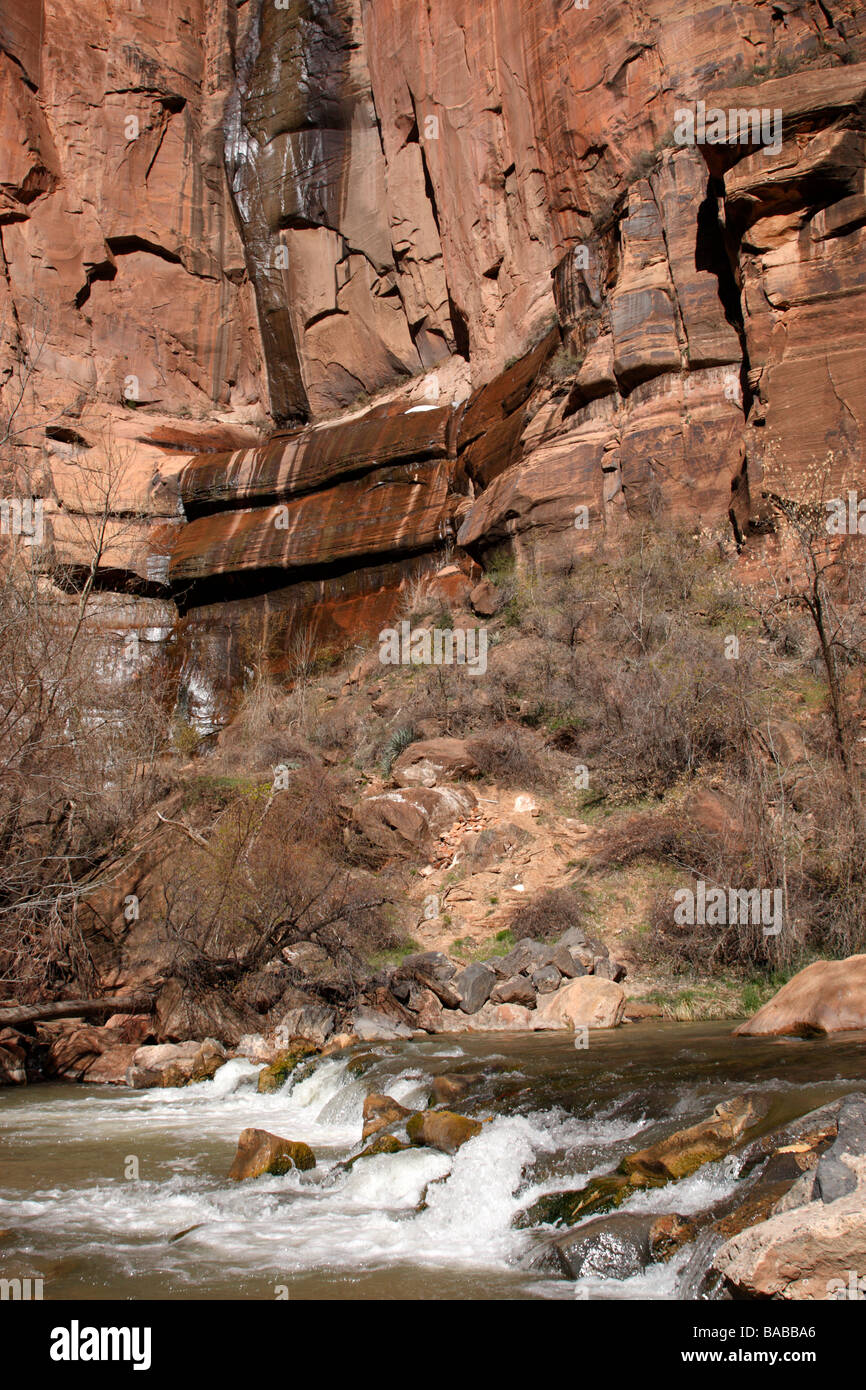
[127,1039,227,1089]
[273,1004,335,1047]
[362,1092,413,1141]
[391,737,482,789]
[549,945,581,979]
[532,965,561,995]
[235,1033,275,1064]
[257,1043,317,1094]
[490,975,536,1006]
[398,951,456,983]
[499,939,554,977]
[84,1044,141,1085]
[534,1212,655,1280]
[228,1128,316,1181]
[469,579,504,617]
[534,977,626,1030]
[453,962,496,1014]
[711,1189,866,1299]
[557,926,588,952]
[569,945,597,974]
[814,1096,866,1204]
[405,984,444,1033]
[594,957,627,983]
[392,962,461,1010]
[37,1022,109,1081]
[351,1007,413,1041]
[734,955,866,1036]
[353,785,477,857]
[441,1001,537,1032]
[406,1109,482,1154]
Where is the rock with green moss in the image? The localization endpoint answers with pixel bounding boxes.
[517,1171,665,1228]
[256,1043,317,1094]
[620,1096,767,1181]
[517,1096,767,1230]
[228,1128,316,1181]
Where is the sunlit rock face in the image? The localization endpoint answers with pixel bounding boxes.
[3,0,866,718]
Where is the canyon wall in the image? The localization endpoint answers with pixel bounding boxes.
[2,0,866,717]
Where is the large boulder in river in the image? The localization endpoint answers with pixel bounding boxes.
[534,976,626,1030]
[391,737,482,789]
[711,1188,866,1299]
[228,1128,316,1181]
[734,955,866,1036]
[127,1039,227,1089]
[406,1109,482,1154]
[532,1212,655,1280]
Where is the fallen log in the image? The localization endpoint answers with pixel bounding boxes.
[0,993,156,1030]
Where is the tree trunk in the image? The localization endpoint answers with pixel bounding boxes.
[0,993,155,1029]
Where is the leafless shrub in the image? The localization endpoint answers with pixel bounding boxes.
[507,884,586,941]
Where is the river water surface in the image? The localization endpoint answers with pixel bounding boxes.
[1,1022,865,1300]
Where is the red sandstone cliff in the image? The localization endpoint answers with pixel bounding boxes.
[3,0,866,712]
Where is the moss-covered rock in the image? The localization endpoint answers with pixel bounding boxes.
[517,1171,665,1228]
[517,1096,768,1231]
[256,1043,317,1094]
[620,1096,767,1181]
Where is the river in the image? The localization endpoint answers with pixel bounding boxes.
[1,1022,864,1300]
